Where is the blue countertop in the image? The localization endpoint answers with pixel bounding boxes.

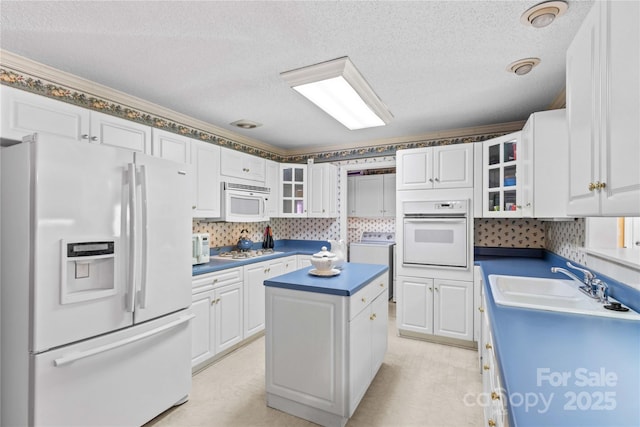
[192,239,327,276]
[476,251,640,427]
[264,262,388,296]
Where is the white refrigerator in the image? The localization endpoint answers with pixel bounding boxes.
[1,135,194,426]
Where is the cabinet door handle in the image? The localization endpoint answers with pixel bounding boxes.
[488,419,496,427]
[428,178,434,183]
[485,343,492,350]
[90,136,98,142]
[370,313,377,320]
[361,297,366,303]
[81,134,90,140]
[192,205,197,210]
[380,283,384,288]
[434,177,439,182]
[491,391,501,400]
[483,364,490,371]
[429,287,433,291]
[478,307,485,313]
[589,182,596,191]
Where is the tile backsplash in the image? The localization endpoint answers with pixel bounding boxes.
[195,216,586,267]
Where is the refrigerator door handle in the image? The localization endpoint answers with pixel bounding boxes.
[126,163,137,312]
[53,314,195,367]
[138,164,149,309]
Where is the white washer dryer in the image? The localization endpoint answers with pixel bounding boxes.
[349,232,396,301]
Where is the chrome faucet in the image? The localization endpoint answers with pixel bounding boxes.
[551,262,602,300]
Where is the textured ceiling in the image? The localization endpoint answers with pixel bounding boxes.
[0,1,594,152]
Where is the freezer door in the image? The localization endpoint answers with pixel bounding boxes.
[32,311,193,426]
[133,152,192,323]
[32,140,133,353]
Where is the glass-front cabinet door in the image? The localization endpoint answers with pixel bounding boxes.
[483,132,522,217]
[279,164,307,217]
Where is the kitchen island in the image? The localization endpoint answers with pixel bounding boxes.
[264,263,389,427]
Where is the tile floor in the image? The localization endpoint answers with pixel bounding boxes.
[147,303,483,426]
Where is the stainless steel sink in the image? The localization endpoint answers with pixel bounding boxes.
[488,274,640,321]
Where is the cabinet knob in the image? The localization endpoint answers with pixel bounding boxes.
[361,297,366,303]
[485,343,492,350]
[90,136,98,142]
[488,419,496,427]
[380,283,384,287]
[598,181,606,190]
[81,134,89,140]
[483,364,490,371]
[435,287,439,292]
[478,307,485,313]
[434,177,440,182]
[213,278,218,283]
[491,391,501,401]
[192,205,197,209]
[428,178,434,183]
[588,182,596,191]
[429,287,433,291]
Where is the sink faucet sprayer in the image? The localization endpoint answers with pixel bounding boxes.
[551,262,609,303]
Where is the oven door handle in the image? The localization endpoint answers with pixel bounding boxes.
[404,218,466,224]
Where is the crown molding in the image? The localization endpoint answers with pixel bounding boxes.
[548,87,567,110]
[290,120,525,158]
[0,49,287,157]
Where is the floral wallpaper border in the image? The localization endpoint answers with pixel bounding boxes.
[0,65,511,163]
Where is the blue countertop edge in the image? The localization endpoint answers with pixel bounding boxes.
[192,239,328,276]
[475,250,640,427]
[264,263,388,297]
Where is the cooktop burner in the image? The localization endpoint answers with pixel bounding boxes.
[214,248,280,261]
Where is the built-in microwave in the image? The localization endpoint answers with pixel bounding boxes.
[192,233,210,265]
[221,182,270,222]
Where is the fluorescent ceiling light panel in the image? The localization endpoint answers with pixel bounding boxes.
[281,57,393,130]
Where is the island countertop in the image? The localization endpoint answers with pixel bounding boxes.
[264,262,388,296]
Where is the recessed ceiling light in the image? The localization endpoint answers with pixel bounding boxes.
[231,120,262,129]
[507,58,541,76]
[521,1,568,28]
[281,57,393,131]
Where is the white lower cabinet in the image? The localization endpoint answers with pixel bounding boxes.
[480,292,509,427]
[266,272,388,426]
[190,268,244,370]
[349,290,388,411]
[397,276,473,342]
[243,256,296,338]
[297,254,313,269]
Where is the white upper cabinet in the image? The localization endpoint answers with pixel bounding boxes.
[191,140,221,218]
[279,163,307,217]
[397,144,473,190]
[265,159,280,218]
[307,162,338,218]
[482,132,522,218]
[220,146,266,184]
[89,110,151,153]
[151,128,191,164]
[1,87,151,153]
[350,174,396,218]
[1,86,89,142]
[566,0,640,216]
[520,109,570,219]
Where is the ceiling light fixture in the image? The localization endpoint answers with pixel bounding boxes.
[507,58,541,76]
[521,1,568,28]
[231,120,262,129]
[281,56,393,130]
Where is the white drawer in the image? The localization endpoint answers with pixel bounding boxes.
[192,267,243,294]
[349,272,388,320]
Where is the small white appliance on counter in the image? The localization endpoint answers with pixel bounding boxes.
[192,232,211,265]
[349,232,396,300]
[1,134,194,426]
[220,182,270,222]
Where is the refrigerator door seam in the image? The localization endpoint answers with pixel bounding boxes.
[53,314,194,367]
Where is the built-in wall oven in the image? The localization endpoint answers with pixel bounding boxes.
[402,200,468,269]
